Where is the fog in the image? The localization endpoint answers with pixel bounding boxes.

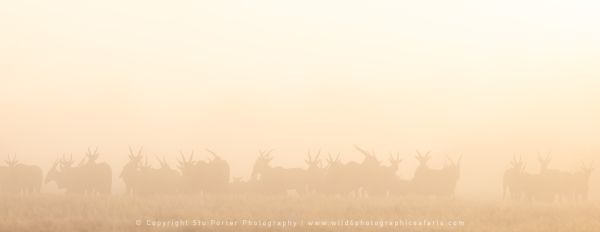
[1,0,599,198]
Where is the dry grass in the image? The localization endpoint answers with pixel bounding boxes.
[0,194,598,232]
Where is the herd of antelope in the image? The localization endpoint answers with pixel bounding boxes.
[503,153,594,202]
[0,146,594,202]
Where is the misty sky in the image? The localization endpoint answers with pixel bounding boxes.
[1,0,599,197]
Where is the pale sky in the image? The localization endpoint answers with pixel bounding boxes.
[1,0,599,197]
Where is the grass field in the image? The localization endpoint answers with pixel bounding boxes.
[1,194,599,231]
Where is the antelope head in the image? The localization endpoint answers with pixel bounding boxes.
[415,150,431,167]
[445,155,462,168]
[389,152,402,169]
[354,145,379,167]
[581,161,595,179]
[509,155,526,173]
[326,153,341,168]
[177,150,196,171]
[84,146,100,165]
[60,154,74,169]
[46,158,61,184]
[4,154,19,168]
[155,155,170,169]
[251,149,273,180]
[445,154,463,179]
[444,155,462,172]
[206,149,222,162]
[127,146,144,163]
[305,149,322,169]
[121,146,144,179]
[140,156,152,171]
[538,152,552,171]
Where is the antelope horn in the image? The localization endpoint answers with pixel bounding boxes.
[78,156,86,166]
[265,149,274,157]
[155,155,163,166]
[206,149,218,159]
[354,145,370,157]
[52,158,60,169]
[178,150,185,161]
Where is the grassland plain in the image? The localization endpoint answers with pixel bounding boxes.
[1,194,599,232]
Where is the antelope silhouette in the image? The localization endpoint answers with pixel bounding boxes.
[503,155,527,200]
[570,161,594,201]
[205,149,230,194]
[322,152,355,195]
[177,150,203,194]
[304,149,324,194]
[120,146,144,195]
[320,146,382,197]
[0,154,43,194]
[362,152,403,197]
[46,149,111,195]
[177,149,230,194]
[137,155,180,195]
[251,150,307,195]
[351,145,382,197]
[411,151,461,197]
[501,154,594,202]
[79,147,112,195]
[535,152,571,202]
[46,154,86,194]
[442,155,462,196]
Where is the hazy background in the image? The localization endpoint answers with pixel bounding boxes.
[1,0,599,198]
